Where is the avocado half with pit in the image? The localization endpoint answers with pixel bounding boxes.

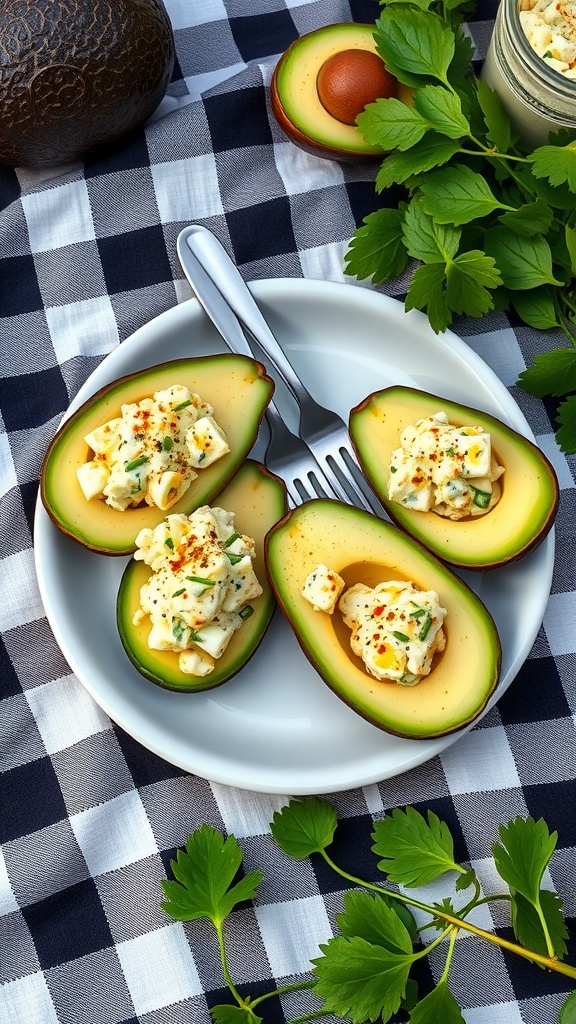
[349,386,559,571]
[117,460,287,692]
[270,23,398,161]
[265,499,501,739]
[40,354,274,556]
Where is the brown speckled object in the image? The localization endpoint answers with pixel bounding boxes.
[0,0,175,168]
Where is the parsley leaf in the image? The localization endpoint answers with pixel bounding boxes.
[270,796,338,858]
[312,934,415,1024]
[561,990,576,1023]
[476,77,514,152]
[413,85,470,139]
[484,228,564,289]
[372,806,463,886]
[161,824,262,926]
[374,7,456,87]
[402,201,460,262]
[409,979,466,1023]
[211,1006,262,1024]
[510,288,561,330]
[357,97,431,152]
[556,395,576,454]
[511,889,568,961]
[375,134,460,189]
[405,262,452,333]
[338,887,418,943]
[344,207,408,282]
[419,164,514,224]
[499,199,554,238]
[517,348,576,397]
[445,250,501,315]
[528,141,576,192]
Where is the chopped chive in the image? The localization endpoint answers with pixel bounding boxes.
[390,465,397,473]
[172,588,186,598]
[224,531,241,548]
[185,575,215,586]
[125,455,148,472]
[418,614,432,641]
[470,485,491,509]
[239,605,254,620]
[163,435,174,451]
[164,537,174,550]
[409,607,426,621]
[174,399,192,410]
[392,630,410,643]
[446,446,455,456]
[226,552,243,565]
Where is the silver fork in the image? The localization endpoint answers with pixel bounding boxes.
[178,224,385,516]
[177,232,359,508]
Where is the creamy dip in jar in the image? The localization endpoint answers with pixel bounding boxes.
[482,0,576,145]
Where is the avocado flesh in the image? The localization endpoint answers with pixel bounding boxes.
[41,355,274,555]
[117,460,287,692]
[272,23,387,156]
[265,499,501,739]
[349,386,559,571]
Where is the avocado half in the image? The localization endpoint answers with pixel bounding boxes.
[265,499,501,739]
[117,460,287,692]
[349,386,559,571]
[270,23,397,161]
[40,354,274,556]
[0,0,175,168]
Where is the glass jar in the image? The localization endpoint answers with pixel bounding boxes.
[481,0,576,147]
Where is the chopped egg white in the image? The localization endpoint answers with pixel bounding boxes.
[76,384,230,512]
[339,580,447,684]
[519,0,576,77]
[132,505,262,676]
[388,412,504,520]
[301,564,345,613]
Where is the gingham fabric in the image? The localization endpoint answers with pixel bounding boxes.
[1,1,575,1022]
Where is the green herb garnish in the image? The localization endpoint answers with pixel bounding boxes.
[125,455,148,472]
[226,552,243,565]
[344,0,576,453]
[163,435,174,451]
[392,630,410,643]
[418,612,433,640]
[224,531,241,548]
[173,399,192,411]
[161,800,576,1023]
[172,588,186,598]
[164,537,174,550]
[185,575,216,587]
[470,484,492,508]
[239,605,254,620]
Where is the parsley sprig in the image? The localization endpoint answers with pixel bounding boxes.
[161,799,576,1024]
[343,0,576,453]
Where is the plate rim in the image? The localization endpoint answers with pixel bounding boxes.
[34,278,555,793]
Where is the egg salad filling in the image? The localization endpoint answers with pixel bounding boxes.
[76,384,229,512]
[301,564,345,612]
[132,506,263,676]
[519,0,576,78]
[388,411,504,520]
[302,573,447,685]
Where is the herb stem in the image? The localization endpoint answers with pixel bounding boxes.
[319,851,576,980]
[215,921,247,1009]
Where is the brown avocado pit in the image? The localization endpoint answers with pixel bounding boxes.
[0,0,175,168]
[270,23,398,161]
[316,49,397,125]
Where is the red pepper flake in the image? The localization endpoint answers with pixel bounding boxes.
[374,605,384,616]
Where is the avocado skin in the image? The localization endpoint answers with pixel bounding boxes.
[265,499,501,739]
[0,0,175,167]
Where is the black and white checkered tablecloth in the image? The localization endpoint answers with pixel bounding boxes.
[1,1,575,1022]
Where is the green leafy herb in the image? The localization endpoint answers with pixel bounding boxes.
[226,552,243,565]
[173,399,192,410]
[185,575,216,586]
[162,435,174,451]
[162,800,576,1024]
[224,532,241,548]
[344,0,576,451]
[239,605,254,620]
[392,630,411,643]
[124,455,148,472]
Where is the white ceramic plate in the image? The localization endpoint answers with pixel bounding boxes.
[34,280,554,794]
